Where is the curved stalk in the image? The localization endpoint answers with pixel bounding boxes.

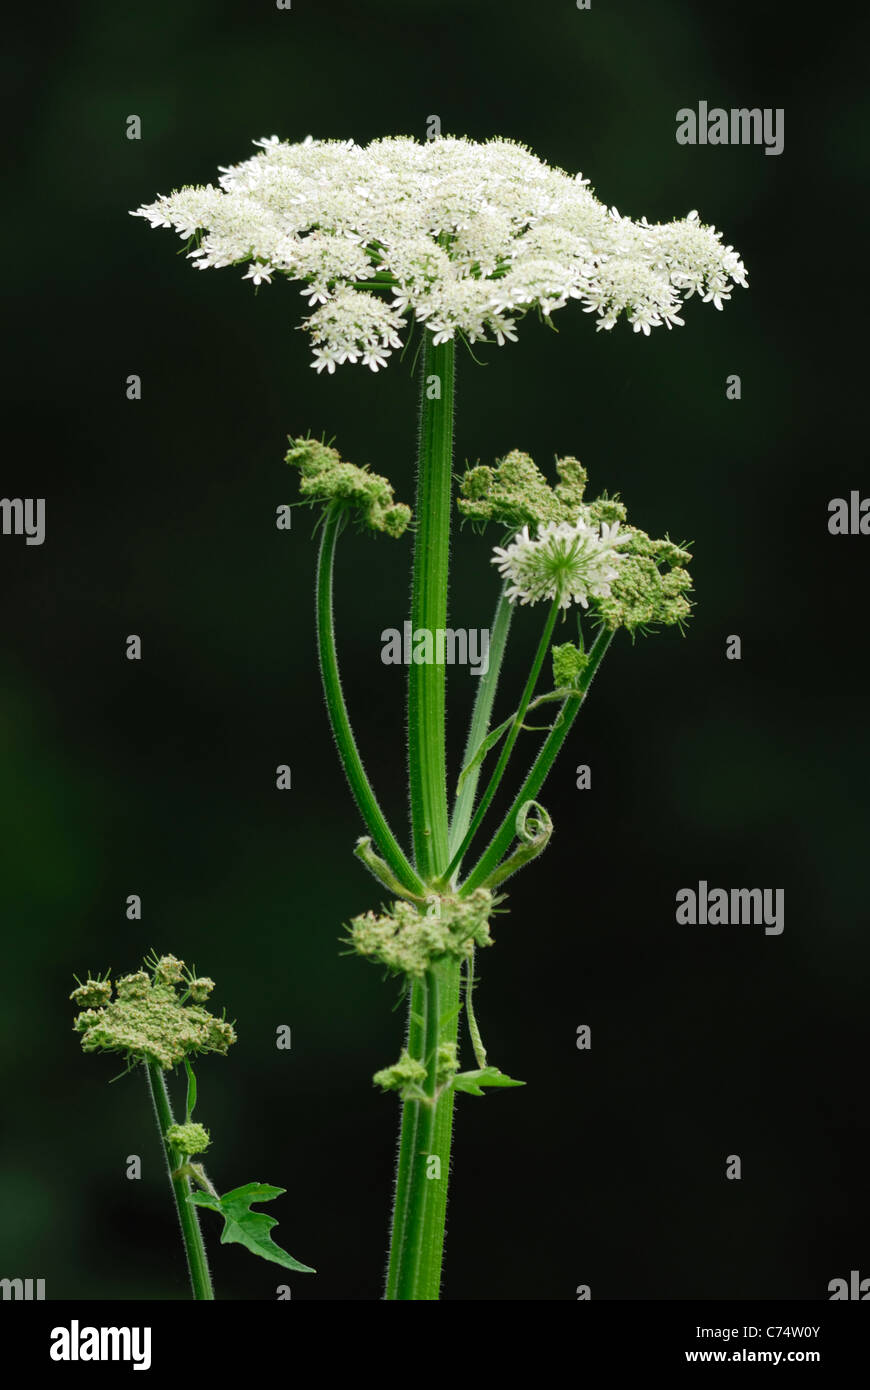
[145,1061,214,1300]
[316,504,423,897]
[460,626,615,894]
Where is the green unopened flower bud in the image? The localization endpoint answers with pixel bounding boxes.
[115,971,150,1000]
[70,979,112,1009]
[436,1043,459,1085]
[552,642,589,690]
[188,977,215,1002]
[153,954,185,987]
[373,1049,428,1095]
[165,1122,210,1156]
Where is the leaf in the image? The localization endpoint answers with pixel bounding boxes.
[190,1182,315,1273]
[451,1066,525,1097]
[456,715,514,792]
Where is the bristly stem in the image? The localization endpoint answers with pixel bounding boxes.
[145,1061,214,1300]
[388,968,442,1299]
[316,504,424,898]
[460,626,615,894]
[407,336,455,880]
[385,336,456,1300]
[448,586,513,874]
[443,598,560,882]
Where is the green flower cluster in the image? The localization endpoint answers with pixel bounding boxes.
[372,1049,427,1095]
[551,642,589,690]
[348,889,494,979]
[165,1122,211,1156]
[286,435,412,536]
[71,955,237,1070]
[459,450,594,529]
[459,449,693,633]
[372,1042,459,1099]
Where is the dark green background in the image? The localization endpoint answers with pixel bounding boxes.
[3,0,868,1300]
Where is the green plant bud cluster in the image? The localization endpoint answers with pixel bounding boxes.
[459,449,693,633]
[551,642,589,689]
[165,1122,211,1156]
[372,1049,428,1094]
[70,977,112,1009]
[286,435,412,536]
[70,955,237,1070]
[596,529,693,633]
[459,450,589,529]
[348,889,494,979]
[436,1042,459,1085]
[188,977,215,1002]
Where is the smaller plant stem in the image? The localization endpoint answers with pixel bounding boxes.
[464,948,487,1068]
[460,625,615,894]
[145,1061,214,1301]
[316,505,424,897]
[443,598,560,882]
[448,586,513,867]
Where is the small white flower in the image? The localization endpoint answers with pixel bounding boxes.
[244,263,274,286]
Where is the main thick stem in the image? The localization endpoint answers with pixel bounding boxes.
[407,337,454,878]
[386,336,457,1300]
[145,1061,214,1300]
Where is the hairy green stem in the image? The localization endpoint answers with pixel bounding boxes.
[407,336,455,879]
[448,586,513,872]
[465,948,487,1068]
[316,505,424,897]
[388,969,443,1299]
[444,599,559,882]
[386,336,456,1300]
[461,626,615,894]
[145,1061,214,1300]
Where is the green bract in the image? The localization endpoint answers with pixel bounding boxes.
[286,435,412,536]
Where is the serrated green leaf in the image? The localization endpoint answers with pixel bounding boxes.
[451,1066,525,1097]
[190,1182,315,1273]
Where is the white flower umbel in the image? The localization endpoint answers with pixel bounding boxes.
[492,518,628,609]
[132,135,748,370]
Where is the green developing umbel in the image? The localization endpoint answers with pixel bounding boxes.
[286,435,412,536]
[71,953,236,1070]
[460,449,693,633]
[347,889,495,979]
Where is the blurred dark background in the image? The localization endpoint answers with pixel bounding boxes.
[2,0,868,1301]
